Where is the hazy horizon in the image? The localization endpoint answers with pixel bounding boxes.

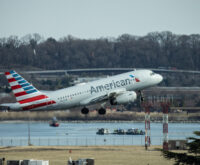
[1,0,200,39]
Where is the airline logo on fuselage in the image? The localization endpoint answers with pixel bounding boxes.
[91,78,131,94]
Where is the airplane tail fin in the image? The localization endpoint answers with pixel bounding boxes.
[5,70,55,110]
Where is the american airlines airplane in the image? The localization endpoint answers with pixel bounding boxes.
[1,69,163,114]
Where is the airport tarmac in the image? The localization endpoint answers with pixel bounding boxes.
[0,145,175,165]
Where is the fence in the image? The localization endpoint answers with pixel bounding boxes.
[0,135,166,146]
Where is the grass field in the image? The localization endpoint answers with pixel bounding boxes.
[0,146,176,165]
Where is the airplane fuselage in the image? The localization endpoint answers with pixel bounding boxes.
[1,69,163,112]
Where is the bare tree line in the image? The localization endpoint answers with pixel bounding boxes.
[0,31,199,71]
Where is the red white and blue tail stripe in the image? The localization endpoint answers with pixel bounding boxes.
[5,70,56,110]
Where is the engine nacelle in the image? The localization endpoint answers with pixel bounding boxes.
[110,91,137,105]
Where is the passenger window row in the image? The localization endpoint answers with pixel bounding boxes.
[58,90,91,100]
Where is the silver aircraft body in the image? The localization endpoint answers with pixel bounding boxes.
[1,69,163,114]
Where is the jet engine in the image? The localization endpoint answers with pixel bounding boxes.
[110,91,137,105]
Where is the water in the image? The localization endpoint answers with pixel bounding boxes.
[0,122,199,146]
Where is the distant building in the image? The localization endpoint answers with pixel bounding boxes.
[168,140,187,150]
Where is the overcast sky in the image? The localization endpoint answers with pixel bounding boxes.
[0,0,200,39]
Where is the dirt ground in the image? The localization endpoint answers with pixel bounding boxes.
[0,145,176,165]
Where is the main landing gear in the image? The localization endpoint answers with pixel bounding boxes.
[81,107,106,115]
[81,107,89,115]
[98,107,106,115]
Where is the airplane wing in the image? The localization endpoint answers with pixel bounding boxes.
[80,88,127,106]
[107,88,127,98]
[80,93,108,105]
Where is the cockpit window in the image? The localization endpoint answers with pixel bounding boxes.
[150,72,155,76]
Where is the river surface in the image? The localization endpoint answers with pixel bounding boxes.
[0,122,199,146]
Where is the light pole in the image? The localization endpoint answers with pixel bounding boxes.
[28,112,31,146]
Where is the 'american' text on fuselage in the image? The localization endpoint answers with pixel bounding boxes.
[90,78,131,94]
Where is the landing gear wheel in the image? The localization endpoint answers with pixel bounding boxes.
[81,107,89,115]
[98,108,106,115]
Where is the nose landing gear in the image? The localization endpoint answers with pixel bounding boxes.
[138,90,145,102]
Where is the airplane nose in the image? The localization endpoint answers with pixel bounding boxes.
[157,74,163,83]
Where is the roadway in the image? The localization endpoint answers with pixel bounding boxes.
[146,87,200,91]
[170,107,200,110]
[0,68,200,75]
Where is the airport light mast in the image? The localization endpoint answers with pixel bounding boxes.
[161,102,170,151]
[144,102,151,149]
